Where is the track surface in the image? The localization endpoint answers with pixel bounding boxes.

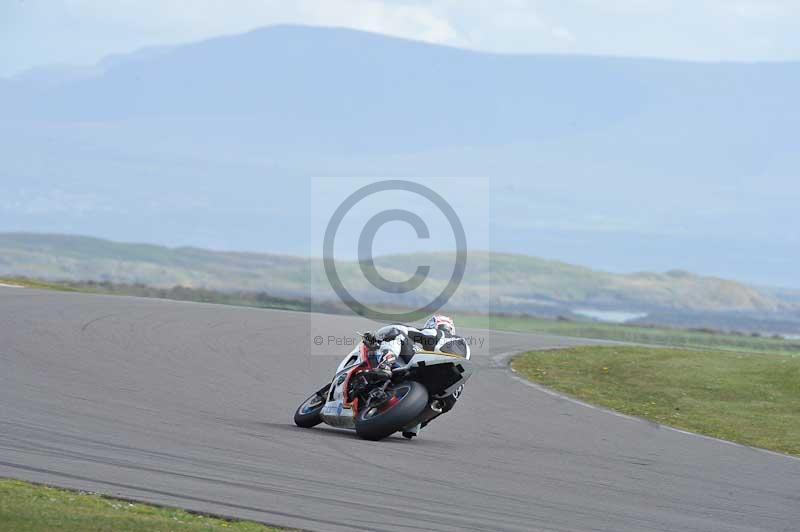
[1,288,798,532]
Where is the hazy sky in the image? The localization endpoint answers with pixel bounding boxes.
[2,0,799,77]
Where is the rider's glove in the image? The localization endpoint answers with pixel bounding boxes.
[376,347,397,377]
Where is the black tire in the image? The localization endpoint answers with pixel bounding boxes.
[294,391,325,428]
[355,381,429,441]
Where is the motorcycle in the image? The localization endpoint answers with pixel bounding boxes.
[294,326,473,440]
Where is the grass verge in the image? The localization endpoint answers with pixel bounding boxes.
[0,479,289,532]
[512,346,800,456]
[0,278,82,291]
[5,275,800,357]
[458,314,800,356]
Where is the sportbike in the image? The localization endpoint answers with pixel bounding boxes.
[294,326,473,440]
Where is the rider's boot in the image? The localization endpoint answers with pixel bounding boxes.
[402,423,421,440]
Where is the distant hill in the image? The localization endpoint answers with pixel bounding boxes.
[1,233,794,322]
[1,25,798,287]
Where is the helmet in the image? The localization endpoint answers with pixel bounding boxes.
[424,314,455,335]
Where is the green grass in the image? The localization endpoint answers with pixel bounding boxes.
[0,277,317,312]
[0,479,289,532]
[512,346,800,455]
[6,275,800,357]
[0,277,83,292]
[458,313,800,356]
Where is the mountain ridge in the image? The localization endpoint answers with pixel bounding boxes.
[1,24,798,287]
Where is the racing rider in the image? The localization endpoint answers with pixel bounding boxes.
[362,314,468,438]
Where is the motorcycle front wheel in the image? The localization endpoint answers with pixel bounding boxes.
[355,381,429,441]
[294,391,326,428]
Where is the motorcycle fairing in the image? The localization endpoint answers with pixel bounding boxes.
[320,343,372,429]
[406,351,473,398]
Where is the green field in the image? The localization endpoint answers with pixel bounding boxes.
[0,277,317,312]
[5,275,800,357]
[458,313,800,356]
[512,346,800,456]
[0,278,83,292]
[0,479,287,532]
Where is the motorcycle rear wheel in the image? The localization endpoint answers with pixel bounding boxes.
[355,381,428,441]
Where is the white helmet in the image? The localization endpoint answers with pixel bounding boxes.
[424,314,455,335]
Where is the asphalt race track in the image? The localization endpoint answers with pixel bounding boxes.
[1,287,798,531]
